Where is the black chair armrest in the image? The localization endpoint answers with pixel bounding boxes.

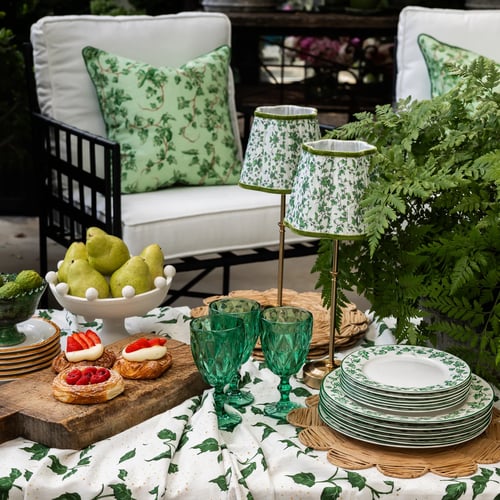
[33,112,122,274]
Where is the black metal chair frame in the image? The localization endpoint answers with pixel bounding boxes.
[24,43,319,305]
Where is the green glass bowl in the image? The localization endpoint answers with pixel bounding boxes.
[0,274,47,346]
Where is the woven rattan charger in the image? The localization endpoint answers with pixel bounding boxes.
[190,288,369,360]
[287,395,500,479]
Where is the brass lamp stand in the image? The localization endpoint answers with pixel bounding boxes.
[284,138,376,390]
[302,239,341,389]
[238,105,320,307]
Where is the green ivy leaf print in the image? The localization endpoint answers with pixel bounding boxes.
[168,463,179,474]
[320,485,342,500]
[347,471,366,490]
[119,449,136,463]
[52,494,81,500]
[209,467,231,492]
[48,456,68,475]
[239,462,256,480]
[288,471,316,487]
[108,483,134,499]
[443,482,467,499]
[193,437,220,454]
[147,449,172,461]
[471,468,494,498]
[118,469,127,480]
[253,422,276,440]
[0,469,22,500]
[240,372,252,387]
[292,386,312,398]
[250,406,264,416]
[157,428,176,441]
[21,443,49,460]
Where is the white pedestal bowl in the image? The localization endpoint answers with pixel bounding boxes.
[46,266,176,345]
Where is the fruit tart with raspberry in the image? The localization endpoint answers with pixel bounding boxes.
[113,336,172,380]
[51,329,116,373]
[52,365,125,404]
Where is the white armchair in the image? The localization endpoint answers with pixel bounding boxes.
[395,6,500,102]
[27,12,316,304]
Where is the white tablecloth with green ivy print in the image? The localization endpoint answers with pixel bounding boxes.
[0,307,499,500]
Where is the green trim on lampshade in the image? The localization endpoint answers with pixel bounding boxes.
[285,139,375,238]
[238,182,290,195]
[303,140,377,158]
[254,105,318,121]
[283,221,366,240]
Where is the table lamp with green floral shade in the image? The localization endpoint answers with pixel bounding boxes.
[239,105,320,306]
[284,138,376,388]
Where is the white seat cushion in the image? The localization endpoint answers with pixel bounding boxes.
[121,185,313,259]
[395,6,500,102]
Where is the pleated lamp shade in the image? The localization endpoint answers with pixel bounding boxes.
[239,105,320,194]
[284,139,376,239]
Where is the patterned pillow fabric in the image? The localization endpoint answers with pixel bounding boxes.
[82,45,241,194]
[417,34,499,98]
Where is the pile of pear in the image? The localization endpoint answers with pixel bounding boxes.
[53,227,167,299]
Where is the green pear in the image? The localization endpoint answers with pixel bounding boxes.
[86,227,130,275]
[109,256,154,298]
[57,242,88,283]
[139,243,165,279]
[66,259,110,298]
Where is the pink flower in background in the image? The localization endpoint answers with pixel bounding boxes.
[294,36,361,67]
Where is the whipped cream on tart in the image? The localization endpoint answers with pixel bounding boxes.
[113,336,172,380]
[52,329,116,373]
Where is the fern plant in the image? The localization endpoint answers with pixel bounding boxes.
[316,57,500,387]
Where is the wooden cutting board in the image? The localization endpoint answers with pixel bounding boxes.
[0,334,208,449]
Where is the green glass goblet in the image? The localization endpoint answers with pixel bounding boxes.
[209,298,261,407]
[260,306,313,419]
[190,314,245,431]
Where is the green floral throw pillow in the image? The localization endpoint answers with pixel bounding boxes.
[418,34,499,98]
[82,45,241,194]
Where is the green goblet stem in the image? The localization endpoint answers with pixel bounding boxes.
[213,385,241,431]
[278,376,292,404]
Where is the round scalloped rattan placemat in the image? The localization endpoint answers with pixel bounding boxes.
[287,395,500,479]
[190,289,369,360]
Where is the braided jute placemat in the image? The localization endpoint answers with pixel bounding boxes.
[287,395,500,479]
[190,289,369,360]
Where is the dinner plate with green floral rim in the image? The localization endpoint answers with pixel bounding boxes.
[340,345,471,394]
[339,376,471,412]
[318,404,493,449]
[318,401,492,440]
[319,396,492,434]
[321,370,493,425]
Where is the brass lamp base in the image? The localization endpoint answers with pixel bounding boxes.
[302,358,341,389]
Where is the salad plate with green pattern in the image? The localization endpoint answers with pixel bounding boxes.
[341,345,471,394]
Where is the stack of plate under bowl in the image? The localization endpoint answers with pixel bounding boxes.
[0,316,60,382]
[318,345,494,448]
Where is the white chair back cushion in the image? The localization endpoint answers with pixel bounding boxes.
[396,6,500,102]
[30,13,314,260]
[30,13,242,157]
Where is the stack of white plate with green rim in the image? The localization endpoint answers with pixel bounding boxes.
[318,345,495,448]
[0,317,60,382]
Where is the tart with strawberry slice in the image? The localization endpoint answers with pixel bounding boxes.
[51,329,116,373]
[113,336,172,380]
[52,365,124,404]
